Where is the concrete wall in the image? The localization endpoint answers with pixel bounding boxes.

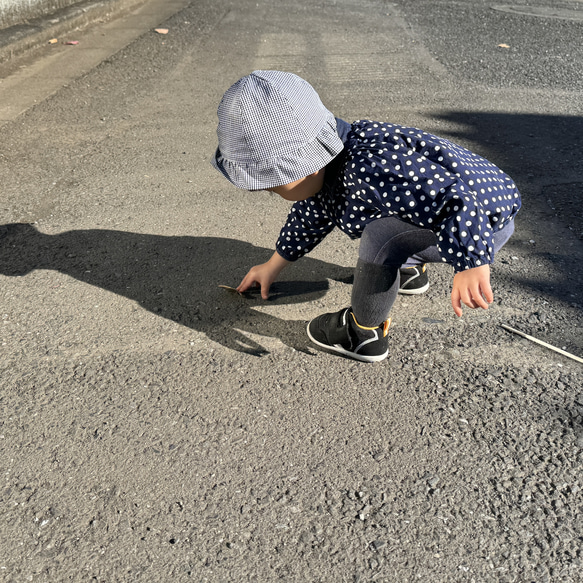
[0,0,87,28]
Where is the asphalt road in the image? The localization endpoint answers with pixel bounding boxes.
[1,0,582,581]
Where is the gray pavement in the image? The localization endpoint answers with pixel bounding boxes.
[0,0,582,581]
[0,0,191,121]
[0,0,147,64]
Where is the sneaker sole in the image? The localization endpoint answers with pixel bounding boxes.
[306,322,388,363]
[398,282,430,295]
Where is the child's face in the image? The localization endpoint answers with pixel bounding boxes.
[265,168,325,202]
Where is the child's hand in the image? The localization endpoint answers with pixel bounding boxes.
[237,251,290,300]
[451,264,493,317]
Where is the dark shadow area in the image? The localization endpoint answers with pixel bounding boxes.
[431,112,583,188]
[431,111,583,226]
[431,111,583,306]
[0,224,354,356]
[496,240,580,306]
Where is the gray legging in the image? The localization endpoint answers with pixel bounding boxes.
[352,217,515,326]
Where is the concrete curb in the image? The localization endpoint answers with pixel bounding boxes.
[0,0,147,64]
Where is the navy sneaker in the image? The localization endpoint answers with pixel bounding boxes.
[399,264,429,295]
[307,308,390,362]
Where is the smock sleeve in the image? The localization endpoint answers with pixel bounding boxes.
[429,183,497,271]
[275,198,335,262]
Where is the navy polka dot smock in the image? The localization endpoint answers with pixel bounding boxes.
[276,119,521,272]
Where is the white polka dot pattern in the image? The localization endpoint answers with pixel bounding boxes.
[276,120,521,272]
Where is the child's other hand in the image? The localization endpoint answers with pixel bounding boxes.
[451,264,493,317]
[237,252,290,300]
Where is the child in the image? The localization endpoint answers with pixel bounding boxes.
[211,71,521,362]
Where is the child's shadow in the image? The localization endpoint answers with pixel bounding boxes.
[0,224,354,356]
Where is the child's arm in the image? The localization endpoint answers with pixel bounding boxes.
[451,264,493,317]
[237,251,290,300]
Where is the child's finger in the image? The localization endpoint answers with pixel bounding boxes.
[460,288,477,309]
[482,280,494,304]
[470,289,489,310]
[451,289,463,317]
[471,281,491,310]
[237,273,255,293]
[474,295,489,310]
[260,282,270,300]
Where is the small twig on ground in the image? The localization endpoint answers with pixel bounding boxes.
[500,324,583,364]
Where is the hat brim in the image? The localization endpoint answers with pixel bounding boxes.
[211,117,344,190]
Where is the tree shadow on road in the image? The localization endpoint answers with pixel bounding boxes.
[0,224,354,356]
[430,111,583,189]
[430,110,583,240]
[431,111,583,307]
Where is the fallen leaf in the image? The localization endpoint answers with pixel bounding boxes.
[498,43,510,48]
[218,285,241,294]
[48,38,58,44]
[154,28,169,35]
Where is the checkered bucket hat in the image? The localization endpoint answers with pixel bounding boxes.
[211,70,344,190]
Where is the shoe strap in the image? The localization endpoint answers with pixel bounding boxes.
[351,312,391,337]
[401,263,427,272]
[381,318,391,337]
